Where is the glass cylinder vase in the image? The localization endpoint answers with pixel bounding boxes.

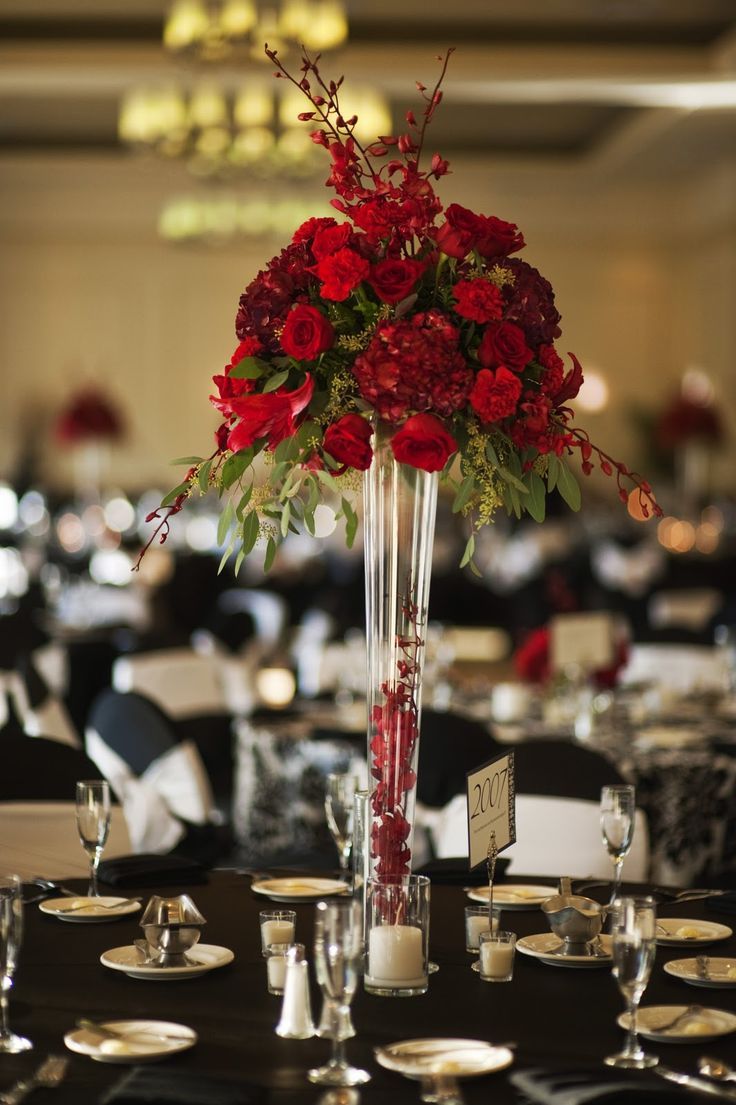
[363,421,438,878]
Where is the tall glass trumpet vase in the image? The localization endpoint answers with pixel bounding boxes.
[75,779,111,897]
[600,784,635,906]
[606,895,658,1069]
[363,421,438,879]
[0,874,32,1053]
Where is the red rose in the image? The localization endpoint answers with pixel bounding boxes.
[434,203,481,259]
[311,221,353,260]
[227,375,314,452]
[390,413,457,472]
[281,305,334,361]
[475,215,525,258]
[314,247,370,301]
[469,367,522,422]
[367,258,426,304]
[477,321,533,372]
[452,279,504,323]
[323,414,374,471]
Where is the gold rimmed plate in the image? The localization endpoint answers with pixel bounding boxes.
[466,884,555,909]
[618,1005,736,1043]
[65,1020,197,1063]
[375,1038,513,1080]
[40,897,141,923]
[516,933,612,968]
[250,877,349,902]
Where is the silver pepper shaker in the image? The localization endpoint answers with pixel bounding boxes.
[276,943,315,1039]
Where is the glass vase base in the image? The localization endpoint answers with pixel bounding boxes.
[0,1031,33,1054]
[604,1052,658,1070]
[364,979,428,997]
[308,1064,371,1087]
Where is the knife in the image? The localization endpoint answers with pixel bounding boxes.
[655,1064,736,1101]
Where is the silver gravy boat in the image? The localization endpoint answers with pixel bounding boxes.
[541,877,607,956]
[139,894,206,967]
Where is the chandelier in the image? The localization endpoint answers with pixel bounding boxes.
[163,0,348,61]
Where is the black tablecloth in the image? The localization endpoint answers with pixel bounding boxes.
[6,871,734,1103]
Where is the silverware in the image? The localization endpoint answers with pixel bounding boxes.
[651,1004,706,1033]
[698,955,711,980]
[699,1056,736,1084]
[76,1018,193,1044]
[0,1054,68,1105]
[655,1063,736,1101]
[52,896,141,914]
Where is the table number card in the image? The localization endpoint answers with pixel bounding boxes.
[550,612,615,673]
[466,751,516,870]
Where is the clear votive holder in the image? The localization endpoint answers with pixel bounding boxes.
[464,904,499,953]
[265,943,291,995]
[364,875,430,997]
[259,910,296,956]
[478,930,516,983]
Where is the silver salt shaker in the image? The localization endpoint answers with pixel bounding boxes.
[276,943,315,1039]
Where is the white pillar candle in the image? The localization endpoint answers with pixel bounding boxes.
[261,919,295,953]
[466,912,498,950]
[480,940,514,980]
[366,924,425,988]
[267,951,288,992]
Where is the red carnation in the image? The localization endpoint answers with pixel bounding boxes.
[323,414,374,471]
[538,344,565,396]
[314,247,370,301]
[390,413,457,472]
[368,258,426,304]
[311,222,353,260]
[291,216,337,245]
[226,375,314,452]
[469,367,522,423]
[478,321,533,373]
[281,305,334,361]
[453,279,504,324]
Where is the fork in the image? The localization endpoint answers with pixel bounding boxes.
[0,1054,69,1104]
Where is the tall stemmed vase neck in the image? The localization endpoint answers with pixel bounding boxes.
[363,421,438,879]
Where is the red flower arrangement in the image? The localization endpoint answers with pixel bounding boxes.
[139,47,659,572]
[514,626,628,689]
[654,393,724,451]
[55,388,124,446]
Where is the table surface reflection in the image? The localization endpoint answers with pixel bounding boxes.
[8,870,736,1103]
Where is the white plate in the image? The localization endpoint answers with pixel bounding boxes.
[64,1020,196,1063]
[466,884,555,909]
[39,896,141,922]
[664,957,736,989]
[250,877,350,902]
[375,1038,513,1079]
[100,943,234,980]
[656,918,732,947]
[618,1005,736,1043]
[516,933,612,968]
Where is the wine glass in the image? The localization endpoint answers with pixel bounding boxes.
[75,779,111,898]
[600,784,635,905]
[324,773,358,874]
[605,895,658,1069]
[0,874,32,1053]
[308,898,370,1087]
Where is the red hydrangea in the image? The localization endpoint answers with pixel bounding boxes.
[501,258,562,347]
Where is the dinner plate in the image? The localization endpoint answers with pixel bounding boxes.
[466,884,555,909]
[516,933,612,968]
[635,726,706,750]
[375,1038,513,1079]
[39,896,141,923]
[664,957,736,989]
[250,877,350,902]
[100,943,234,980]
[617,1005,736,1043]
[656,918,732,947]
[64,1020,197,1063]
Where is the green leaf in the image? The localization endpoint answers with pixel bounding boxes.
[556,462,582,511]
[235,485,253,520]
[452,474,475,513]
[485,439,500,468]
[234,548,245,577]
[264,536,277,573]
[242,510,260,555]
[217,544,233,574]
[341,497,358,547]
[546,454,560,493]
[217,500,235,546]
[262,369,290,394]
[229,356,267,380]
[280,501,291,539]
[161,481,189,507]
[459,534,475,568]
[198,459,212,493]
[315,467,339,493]
[525,471,547,523]
[221,448,254,490]
[498,465,528,494]
[170,456,203,466]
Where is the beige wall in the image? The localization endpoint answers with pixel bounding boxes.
[1,151,734,498]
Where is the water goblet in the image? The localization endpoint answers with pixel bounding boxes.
[308,898,370,1087]
[324,773,358,874]
[600,784,635,905]
[605,895,658,1070]
[0,874,32,1053]
[76,779,111,898]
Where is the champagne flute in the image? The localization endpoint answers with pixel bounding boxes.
[76,779,111,898]
[605,895,658,1069]
[325,773,358,874]
[0,874,32,1053]
[600,784,635,905]
[308,899,370,1087]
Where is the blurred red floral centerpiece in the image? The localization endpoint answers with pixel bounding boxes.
[141,49,658,879]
